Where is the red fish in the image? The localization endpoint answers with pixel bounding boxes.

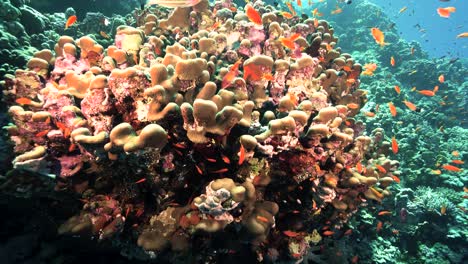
[282,11,294,19]
[221,59,242,89]
[391,175,401,183]
[388,102,397,117]
[246,4,262,25]
[238,144,245,165]
[438,74,445,83]
[394,85,401,94]
[403,100,417,111]
[376,221,383,232]
[283,230,301,237]
[35,130,49,137]
[65,15,77,29]
[437,7,456,18]
[211,168,229,173]
[135,178,146,184]
[243,63,263,81]
[451,160,464,165]
[347,103,360,110]
[391,136,399,154]
[375,164,387,173]
[442,164,462,172]
[322,231,334,236]
[15,98,32,105]
[256,215,269,223]
[378,211,392,216]
[195,164,203,174]
[390,56,395,66]
[417,90,436,96]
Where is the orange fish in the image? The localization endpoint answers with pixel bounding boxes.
[210,21,221,30]
[243,63,263,81]
[365,111,376,117]
[417,90,435,96]
[221,155,230,164]
[68,143,77,152]
[246,4,262,25]
[391,136,399,154]
[378,211,392,216]
[391,175,401,183]
[347,103,360,110]
[99,31,110,39]
[390,56,395,66]
[65,15,77,29]
[438,74,445,83]
[376,221,383,232]
[322,231,334,236]
[279,37,296,50]
[282,11,294,19]
[35,130,49,137]
[375,164,387,173]
[283,230,301,237]
[262,73,274,81]
[15,98,32,105]
[256,215,269,223]
[433,85,439,93]
[451,160,464,165]
[331,5,343,15]
[441,205,447,215]
[344,229,353,236]
[362,63,378,76]
[388,102,397,117]
[297,0,302,7]
[437,7,456,18]
[288,2,297,15]
[442,164,462,172]
[221,59,242,89]
[356,161,363,173]
[238,144,245,165]
[371,27,387,47]
[313,18,319,27]
[452,151,460,156]
[403,100,417,111]
[394,85,401,94]
[431,169,442,175]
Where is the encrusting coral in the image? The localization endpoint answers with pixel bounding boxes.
[2,0,400,261]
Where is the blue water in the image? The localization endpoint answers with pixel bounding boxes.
[371,0,467,59]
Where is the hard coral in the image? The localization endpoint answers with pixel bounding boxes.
[3,1,399,261]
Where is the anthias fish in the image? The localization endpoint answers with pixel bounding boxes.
[147,0,201,8]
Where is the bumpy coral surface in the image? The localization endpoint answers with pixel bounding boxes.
[2,0,400,261]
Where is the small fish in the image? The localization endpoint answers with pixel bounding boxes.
[438,74,445,83]
[417,90,435,96]
[246,4,262,25]
[211,168,229,173]
[206,158,217,163]
[362,63,378,76]
[283,230,301,237]
[35,130,49,137]
[365,111,376,117]
[15,97,32,105]
[238,144,245,165]
[451,160,464,165]
[437,7,456,18]
[262,73,274,81]
[68,143,77,152]
[135,178,146,184]
[433,85,439,93]
[221,155,230,164]
[371,27,387,47]
[388,102,397,117]
[431,169,442,175]
[195,164,203,174]
[378,210,392,216]
[322,231,334,236]
[100,31,110,39]
[394,85,401,94]
[347,103,360,109]
[287,2,297,15]
[331,5,343,15]
[146,0,202,8]
[456,32,468,38]
[399,6,408,14]
[221,59,242,89]
[375,164,387,173]
[376,221,383,232]
[390,56,395,66]
[442,164,462,172]
[391,175,401,183]
[356,161,363,173]
[370,187,384,199]
[391,136,399,154]
[441,205,447,215]
[282,11,294,19]
[403,100,417,111]
[279,37,296,50]
[409,70,418,75]
[65,15,77,29]
[256,215,269,223]
[452,151,460,156]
